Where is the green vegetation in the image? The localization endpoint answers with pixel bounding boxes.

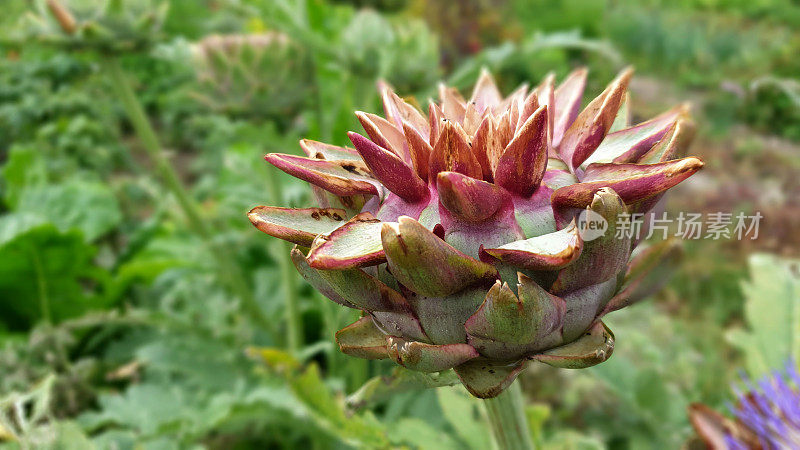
[0,0,798,448]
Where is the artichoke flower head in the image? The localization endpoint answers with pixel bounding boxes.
[249,68,702,398]
[190,33,311,121]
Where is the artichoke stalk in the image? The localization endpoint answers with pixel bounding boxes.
[249,67,702,398]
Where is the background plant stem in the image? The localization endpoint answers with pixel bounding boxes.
[104,59,272,333]
[264,151,303,353]
[483,380,536,450]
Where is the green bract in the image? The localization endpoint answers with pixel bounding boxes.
[249,68,702,398]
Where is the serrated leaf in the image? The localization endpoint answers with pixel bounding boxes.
[15,179,122,242]
[727,253,800,378]
[288,364,390,448]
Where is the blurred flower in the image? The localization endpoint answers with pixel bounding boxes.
[189,32,311,123]
[341,10,440,92]
[689,361,800,449]
[249,67,701,398]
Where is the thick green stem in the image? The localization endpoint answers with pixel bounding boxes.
[277,240,301,352]
[483,380,535,450]
[105,59,271,331]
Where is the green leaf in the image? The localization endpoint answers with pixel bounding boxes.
[0,218,105,327]
[135,332,254,390]
[526,403,551,446]
[726,253,800,378]
[15,179,122,242]
[52,421,95,449]
[633,368,674,426]
[288,364,390,448]
[346,368,460,411]
[78,383,192,435]
[436,386,492,450]
[389,418,461,450]
[1,144,47,208]
[542,430,605,450]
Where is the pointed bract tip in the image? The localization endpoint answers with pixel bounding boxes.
[590,187,622,211]
[432,223,445,240]
[685,156,704,168]
[376,79,392,93]
[397,215,417,227]
[564,67,589,82]
[617,66,635,81]
[670,156,704,175]
[346,130,361,143]
[592,186,617,201]
[381,221,400,235]
[478,244,494,264]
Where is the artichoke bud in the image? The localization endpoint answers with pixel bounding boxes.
[249,68,702,398]
[189,33,311,122]
[340,11,440,92]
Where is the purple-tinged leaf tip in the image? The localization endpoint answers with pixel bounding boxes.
[495,104,549,197]
[437,171,509,223]
[265,153,379,197]
[348,131,428,203]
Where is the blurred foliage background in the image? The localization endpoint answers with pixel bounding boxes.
[0,0,798,448]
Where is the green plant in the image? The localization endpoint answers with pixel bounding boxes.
[190,32,312,124]
[21,0,168,52]
[726,253,800,378]
[2,0,796,448]
[743,77,800,141]
[251,66,701,398]
[248,64,703,447]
